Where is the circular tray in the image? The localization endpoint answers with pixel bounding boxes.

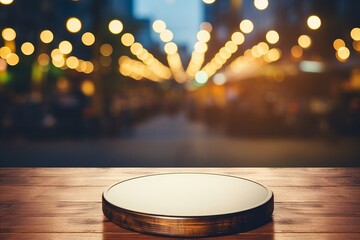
[102,173,273,237]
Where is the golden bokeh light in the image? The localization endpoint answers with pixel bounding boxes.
[337,46,350,61]
[298,35,311,48]
[254,0,268,10]
[197,30,210,43]
[121,33,135,47]
[160,29,173,42]
[21,42,35,55]
[2,28,16,41]
[353,40,360,52]
[82,32,95,46]
[66,17,82,33]
[225,41,238,53]
[81,80,95,96]
[265,48,281,62]
[203,0,216,4]
[40,30,54,44]
[164,42,178,55]
[152,20,166,33]
[66,56,79,69]
[291,45,303,58]
[6,53,19,66]
[57,77,70,92]
[350,28,360,41]
[266,30,279,44]
[307,15,321,30]
[100,44,113,56]
[51,49,63,61]
[0,0,14,5]
[333,39,345,50]
[38,53,50,66]
[0,46,12,59]
[108,19,123,34]
[257,42,269,55]
[83,61,94,74]
[130,42,143,55]
[231,32,245,45]
[239,19,254,34]
[59,40,73,54]
[52,57,65,68]
[0,59,6,71]
[194,41,208,54]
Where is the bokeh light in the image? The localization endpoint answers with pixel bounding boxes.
[38,53,50,66]
[266,30,279,44]
[195,71,209,84]
[350,28,360,41]
[0,0,14,5]
[66,17,82,33]
[213,72,226,85]
[307,15,321,30]
[164,42,178,55]
[333,39,345,50]
[291,45,303,58]
[231,32,245,45]
[337,46,350,61]
[254,0,268,10]
[203,0,216,4]
[121,33,135,47]
[108,19,123,34]
[0,46,12,59]
[197,30,210,43]
[81,80,95,96]
[66,56,79,69]
[21,42,35,55]
[59,41,73,54]
[40,30,54,43]
[239,19,254,34]
[160,29,173,42]
[298,35,311,48]
[6,53,19,66]
[152,20,166,33]
[82,32,95,46]
[2,28,16,41]
[100,44,113,56]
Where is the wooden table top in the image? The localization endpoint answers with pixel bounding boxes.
[1,168,359,239]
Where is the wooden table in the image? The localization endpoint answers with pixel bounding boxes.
[1,168,359,239]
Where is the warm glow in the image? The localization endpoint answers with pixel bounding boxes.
[266,30,279,44]
[0,46,11,59]
[254,0,268,10]
[82,32,95,46]
[265,48,281,62]
[350,28,360,41]
[121,33,135,47]
[257,42,269,55]
[239,19,254,34]
[52,57,65,68]
[2,28,16,41]
[100,44,113,56]
[298,35,311,48]
[164,42,178,55]
[81,80,95,96]
[160,29,173,42]
[202,0,216,4]
[225,41,238,53]
[353,41,360,52]
[231,32,245,45]
[0,0,14,5]
[6,53,19,66]
[337,47,350,60]
[83,61,94,74]
[100,56,112,67]
[108,19,123,34]
[333,39,345,50]
[40,30,54,43]
[194,42,208,54]
[66,56,79,69]
[195,71,208,84]
[66,17,82,33]
[213,73,226,85]
[57,77,70,92]
[152,20,166,33]
[51,49,63,61]
[0,59,6,71]
[307,15,321,30]
[59,41,73,54]
[130,42,143,55]
[38,53,50,66]
[21,42,35,55]
[197,30,210,43]
[291,45,303,58]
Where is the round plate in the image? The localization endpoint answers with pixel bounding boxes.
[102,173,274,237]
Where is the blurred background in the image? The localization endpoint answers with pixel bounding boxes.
[0,0,359,167]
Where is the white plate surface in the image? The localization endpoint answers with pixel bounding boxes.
[103,173,272,217]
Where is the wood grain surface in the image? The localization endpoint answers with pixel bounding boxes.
[1,168,360,239]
